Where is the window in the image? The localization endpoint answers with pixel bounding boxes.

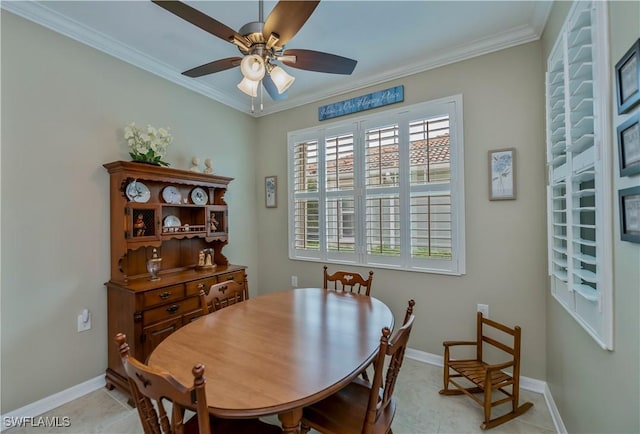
[288,96,465,275]
[545,1,613,349]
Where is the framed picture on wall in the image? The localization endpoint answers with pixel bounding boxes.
[265,176,277,208]
[488,148,516,200]
[615,38,640,114]
[617,112,640,177]
[619,186,640,243]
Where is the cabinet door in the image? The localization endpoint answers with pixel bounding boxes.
[142,316,182,358]
[207,205,228,238]
[126,205,161,241]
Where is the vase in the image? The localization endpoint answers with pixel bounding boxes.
[147,248,162,281]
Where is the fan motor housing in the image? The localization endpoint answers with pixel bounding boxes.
[239,21,265,45]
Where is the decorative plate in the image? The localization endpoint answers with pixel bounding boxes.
[191,187,209,205]
[125,180,150,203]
[163,215,181,228]
[162,186,182,204]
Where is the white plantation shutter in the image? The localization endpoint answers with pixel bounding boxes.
[325,133,357,256]
[288,96,465,275]
[292,140,320,258]
[365,124,401,260]
[545,1,612,349]
[408,117,452,261]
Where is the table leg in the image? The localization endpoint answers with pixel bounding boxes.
[278,407,302,434]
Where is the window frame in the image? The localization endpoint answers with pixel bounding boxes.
[545,0,613,350]
[287,95,466,275]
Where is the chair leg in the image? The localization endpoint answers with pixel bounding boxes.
[440,346,451,393]
[483,385,492,428]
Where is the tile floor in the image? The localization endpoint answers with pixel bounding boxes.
[5,358,557,434]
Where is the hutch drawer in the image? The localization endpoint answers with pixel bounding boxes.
[142,284,185,308]
[143,296,200,324]
[185,277,218,297]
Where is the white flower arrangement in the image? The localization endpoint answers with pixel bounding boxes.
[124,122,172,166]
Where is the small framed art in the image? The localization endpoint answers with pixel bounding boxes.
[265,176,277,208]
[488,148,516,200]
[617,112,640,177]
[615,38,640,114]
[619,186,640,243]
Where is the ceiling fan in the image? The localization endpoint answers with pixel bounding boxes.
[152,0,357,108]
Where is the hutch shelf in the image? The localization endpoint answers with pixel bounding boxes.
[103,161,246,396]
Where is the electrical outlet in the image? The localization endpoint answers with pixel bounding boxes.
[477,304,489,318]
[291,275,298,287]
[77,309,91,332]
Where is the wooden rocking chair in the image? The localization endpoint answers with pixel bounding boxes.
[439,312,533,429]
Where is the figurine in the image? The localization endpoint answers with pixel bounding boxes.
[210,214,218,231]
[198,250,205,267]
[134,214,146,236]
[204,158,213,174]
[189,157,200,172]
[205,252,213,266]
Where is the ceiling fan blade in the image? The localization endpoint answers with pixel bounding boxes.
[281,49,357,75]
[263,1,320,47]
[262,75,289,101]
[182,57,242,77]
[152,1,244,45]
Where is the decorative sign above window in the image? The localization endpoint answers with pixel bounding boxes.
[318,85,404,121]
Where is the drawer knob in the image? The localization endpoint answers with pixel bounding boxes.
[166,305,180,314]
[159,291,171,300]
[197,283,205,289]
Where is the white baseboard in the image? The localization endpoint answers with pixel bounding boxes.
[0,375,105,431]
[544,382,568,434]
[405,347,564,433]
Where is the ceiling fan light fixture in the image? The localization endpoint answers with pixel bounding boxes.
[240,54,266,81]
[270,66,295,94]
[237,77,260,97]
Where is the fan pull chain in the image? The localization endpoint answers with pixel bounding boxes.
[250,96,255,113]
[260,83,264,112]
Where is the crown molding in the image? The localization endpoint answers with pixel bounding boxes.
[2,1,552,118]
[1,1,249,114]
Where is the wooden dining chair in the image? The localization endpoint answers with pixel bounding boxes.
[300,299,416,434]
[115,333,282,434]
[323,265,376,381]
[199,275,249,314]
[439,312,533,429]
[323,265,374,296]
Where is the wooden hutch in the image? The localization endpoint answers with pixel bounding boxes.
[103,161,246,395]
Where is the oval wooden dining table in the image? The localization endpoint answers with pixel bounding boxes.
[147,287,394,434]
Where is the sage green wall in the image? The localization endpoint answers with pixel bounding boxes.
[541,2,640,433]
[255,41,549,380]
[0,11,258,412]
